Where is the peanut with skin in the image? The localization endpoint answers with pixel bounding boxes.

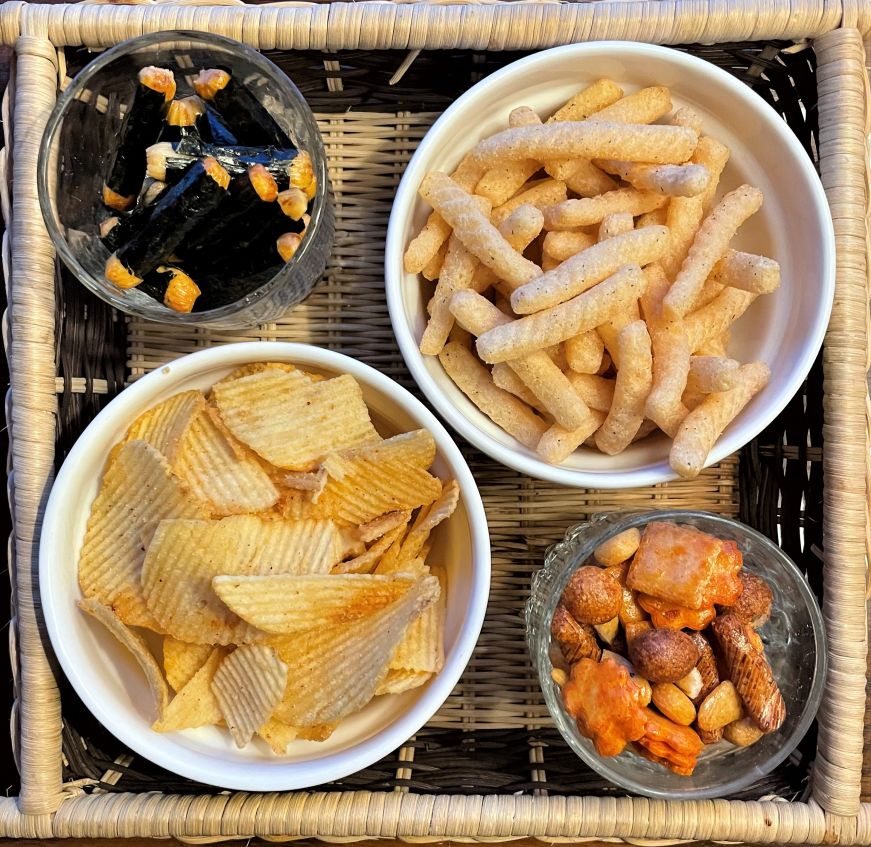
[697,680,743,731]
[652,682,696,726]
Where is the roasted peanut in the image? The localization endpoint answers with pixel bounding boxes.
[723,716,764,747]
[594,527,642,566]
[697,680,743,731]
[551,667,569,687]
[607,563,648,625]
[676,667,703,700]
[563,566,622,624]
[651,682,696,726]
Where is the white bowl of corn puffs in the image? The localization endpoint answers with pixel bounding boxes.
[39,342,490,790]
[386,42,834,488]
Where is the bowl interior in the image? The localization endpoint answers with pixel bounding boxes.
[386,43,834,487]
[40,31,333,327]
[39,343,487,790]
[526,510,826,800]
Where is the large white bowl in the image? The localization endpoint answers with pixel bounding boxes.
[385,42,835,489]
[39,342,490,791]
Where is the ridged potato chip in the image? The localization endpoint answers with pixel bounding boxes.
[333,522,409,574]
[142,515,346,644]
[214,362,298,387]
[389,566,446,674]
[272,575,440,725]
[163,637,213,692]
[312,431,442,525]
[153,647,227,732]
[78,440,209,629]
[257,718,299,754]
[376,669,433,696]
[211,645,288,747]
[213,370,379,470]
[79,598,170,720]
[121,390,205,464]
[355,510,413,544]
[213,573,418,634]
[175,407,279,516]
[396,480,460,563]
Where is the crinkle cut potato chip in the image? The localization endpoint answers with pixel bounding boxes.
[332,521,409,574]
[213,370,380,470]
[79,599,170,720]
[175,406,279,516]
[257,718,299,754]
[211,645,288,747]
[272,575,440,726]
[214,362,298,386]
[376,669,433,696]
[389,565,446,674]
[153,647,227,732]
[312,431,442,525]
[212,573,419,634]
[78,440,209,629]
[163,637,213,692]
[142,515,346,644]
[396,480,460,562]
[121,390,206,465]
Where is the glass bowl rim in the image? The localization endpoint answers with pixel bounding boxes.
[37,28,329,325]
[525,508,828,800]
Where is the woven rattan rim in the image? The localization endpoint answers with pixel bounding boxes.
[0,2,868,841]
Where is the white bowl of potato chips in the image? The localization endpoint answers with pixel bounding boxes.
[386,42,834,488]
[40,342,489,790]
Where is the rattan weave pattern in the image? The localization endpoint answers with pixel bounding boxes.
[0,0,871,843]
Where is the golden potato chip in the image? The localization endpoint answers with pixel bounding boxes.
[258,718,298,753]
[333,522,409,574]
[375,555,428,577]
[122,390,205,464]
[298,723,337,742]
[153,647,227,732]
[376,669,432,696]
[276,468,327,494]
[211,645,288,747]
[395,480,459,563]
[163,636,213,692]
[213,573,419,634]
[213,371,379,470]
[78,440,209,629]
[389,566,445,674]
[214,362,298,387]
[142,515,346,644]
[175,408,279,516]
[355,510,413,544]
[78,598,169,720]
[311,432,442,525]
[272,575,440,725]
[274,488,318,521]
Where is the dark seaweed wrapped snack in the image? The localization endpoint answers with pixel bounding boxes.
[105,156,230,288]
[103,66,176,212]
[202,102,238,146]
[193,67,290,147]
[139,265,202,313]
[100,180,168,252]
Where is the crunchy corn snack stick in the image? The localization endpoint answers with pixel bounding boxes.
[420,172,541,288]
[598,211,634,242]
[543,189,668,231]
[471,204,544,293]
[478,264,646,363]
[669,106,704,135]
[596,160,710,198]
[538,408,607,464]
[567,372,615,412]
[491,178,568,226]
[543,230,596,263]
[491,362,547,411]
[596,300,640,369]
[565,330,605,374]
[587,86,673,125]
[710,250,781,295]
[687,356,741,392]
[511,226,667,314]
[438,342,548,449]
[595,321,654,455]
[670,362,770,478]
[548,79,624,123]
[475,106,543,205]
[683,287,757,352]
[662,185,763,320]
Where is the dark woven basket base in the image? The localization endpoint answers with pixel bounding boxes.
[22,40,824,800]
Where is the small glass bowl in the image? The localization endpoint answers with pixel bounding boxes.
[38,31,334,329]
[525,509,826,800]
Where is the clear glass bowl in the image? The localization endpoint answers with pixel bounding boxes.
[525,509,826,800]
[38,31,334,329]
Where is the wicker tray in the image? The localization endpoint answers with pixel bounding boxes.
[0,1,868,842]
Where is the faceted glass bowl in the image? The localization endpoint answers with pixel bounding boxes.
[38,30,334,328]
[525,509,826,800]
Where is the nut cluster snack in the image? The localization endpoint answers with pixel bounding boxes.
[77,362,457,751]
[404,81,780,478]
[549,521,783,776]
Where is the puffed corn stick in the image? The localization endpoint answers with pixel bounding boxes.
[511,226,667,314]
[596,160,710,198]
[438,343,548,449]
[683,287,755,352]
[538,409,607,464]
[475,106,543,205]
[670,362,770,478]
[669,106,704,135]
[478,264,646,363]
[710,250,781,295]
[548,79,624,123]
[588,86,673,125]
[420,172,541,288]
[542,230,597,263]
[566,372,615,412]
[662,185,763,320]
[470,204,544,293]
[598,211,634,242]
[687,356,741,392]
[565,330,605,374]
[595,321,654,455]
[542,189,668,231]
[491,178,568,226]
[491,362,547,411]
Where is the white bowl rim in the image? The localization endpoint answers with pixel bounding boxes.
[385,41,836,489]
[39,341,491,791]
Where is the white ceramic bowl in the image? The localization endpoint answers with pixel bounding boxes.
[385,42,835,489]
[39,342,490,791]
